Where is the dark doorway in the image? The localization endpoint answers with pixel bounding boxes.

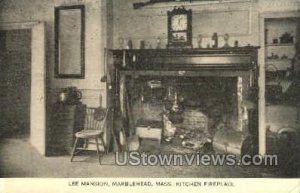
[0,29,32,137]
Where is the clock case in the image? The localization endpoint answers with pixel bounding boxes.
[167,7,192,48]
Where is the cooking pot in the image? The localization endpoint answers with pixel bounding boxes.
[58,87,82,105]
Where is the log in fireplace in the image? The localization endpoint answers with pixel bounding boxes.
[108,47,259,156]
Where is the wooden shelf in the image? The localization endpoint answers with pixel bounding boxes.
[266,80,280,86]
[266,59,292,62]
[265,43,295,47]
[265,59,292,71]
[266,59,292,65]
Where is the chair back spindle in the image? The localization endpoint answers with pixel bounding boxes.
[83,107,109,131]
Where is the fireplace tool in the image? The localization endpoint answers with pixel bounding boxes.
[168,90,184,124]
[100,48,108,82]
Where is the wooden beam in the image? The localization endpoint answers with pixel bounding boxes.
[258,16,266,156]
[120,70,250,77]
[0,21,41,30]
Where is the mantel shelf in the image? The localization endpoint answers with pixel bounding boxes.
[119,70,250,77]
[110,46,259,72]
[110,46,260,55]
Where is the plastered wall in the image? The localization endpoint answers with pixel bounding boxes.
[0,0,107,107]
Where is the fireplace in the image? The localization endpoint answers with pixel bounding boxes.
[109,47,259,155]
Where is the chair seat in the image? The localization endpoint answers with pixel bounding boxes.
[75,129,103,138]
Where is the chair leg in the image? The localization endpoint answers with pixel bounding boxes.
[71,137,79,162]
[83,139,87,148]
[100,136,107,154]
[95,137,101,164]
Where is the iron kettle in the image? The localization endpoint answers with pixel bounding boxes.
[58,87,82,105]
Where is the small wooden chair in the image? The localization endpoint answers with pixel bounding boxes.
[70,107,109,163]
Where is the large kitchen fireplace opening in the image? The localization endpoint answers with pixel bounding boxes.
[111,48,259,156]
[124,75,252,153]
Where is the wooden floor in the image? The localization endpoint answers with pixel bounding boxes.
[0,137,286,178]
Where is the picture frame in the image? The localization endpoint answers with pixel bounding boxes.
[55,5,85,79]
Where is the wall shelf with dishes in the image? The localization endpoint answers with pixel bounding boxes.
[264,16,299,104]
[265,17,298,75]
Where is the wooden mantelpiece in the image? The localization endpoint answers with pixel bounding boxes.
[111,47,259,71]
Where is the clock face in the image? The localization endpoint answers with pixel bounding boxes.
[171,14,188,31]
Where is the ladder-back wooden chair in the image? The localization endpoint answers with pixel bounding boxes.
[71,107,109,163]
